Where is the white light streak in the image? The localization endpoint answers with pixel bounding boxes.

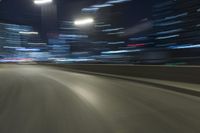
[102,28,124,32]
[102,49,141,54]
[107,0,131,4]
[28,43,47,45]
[92,4,112,8]
[34,0,52,5]
[19,31,39,35]
[108,41,125,45]
[74,18,94,26]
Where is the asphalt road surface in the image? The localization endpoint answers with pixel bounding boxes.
[0,65,199,133]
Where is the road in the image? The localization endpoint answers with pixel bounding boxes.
[0,65,199,133]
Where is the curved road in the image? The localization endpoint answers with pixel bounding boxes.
[0,65,199,133]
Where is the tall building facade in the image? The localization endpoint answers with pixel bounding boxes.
[153,0,200,47]
[0,22,50,61]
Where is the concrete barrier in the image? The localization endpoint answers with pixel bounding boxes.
[49,64,200,84]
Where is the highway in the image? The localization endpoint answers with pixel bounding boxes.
[0,65,199,133]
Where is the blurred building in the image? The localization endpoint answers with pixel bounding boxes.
[121,0,200,64]
[0,22,50,62]
[41,1,58,40]
[0,23,32,46]
[153,0,200,47]
[73,0,133,63]
[53,0,200,64]
[152,0,200,64]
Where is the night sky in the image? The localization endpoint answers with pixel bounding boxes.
[0,0,164,27]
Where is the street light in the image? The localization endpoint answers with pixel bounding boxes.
[34,0,53,5]
[74,18,94,26]
[33,0,56,39]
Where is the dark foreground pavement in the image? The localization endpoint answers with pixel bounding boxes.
[0,65,199,133]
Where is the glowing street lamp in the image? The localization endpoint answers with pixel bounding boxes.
[74,18,94,26]
[34,0,53,5]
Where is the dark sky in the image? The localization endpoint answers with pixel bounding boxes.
[0,0,163,27]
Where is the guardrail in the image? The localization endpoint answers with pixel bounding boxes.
[48,64,200,84]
